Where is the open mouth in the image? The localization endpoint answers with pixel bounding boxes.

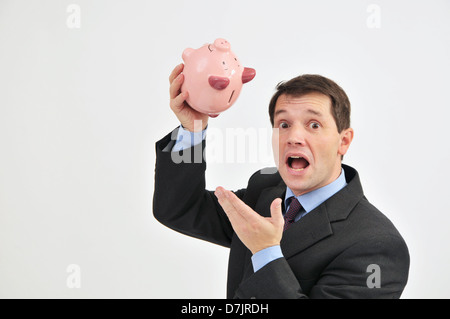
[287,156,310,172]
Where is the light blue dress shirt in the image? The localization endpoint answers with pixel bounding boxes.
[171,125,207,152]
[171,125,348,273]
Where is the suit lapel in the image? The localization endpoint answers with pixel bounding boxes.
[281,204,333,259]
[281,165,364,259]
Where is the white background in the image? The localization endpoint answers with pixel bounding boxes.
[1,0,449,298]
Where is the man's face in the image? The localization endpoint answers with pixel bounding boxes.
[272,93,353,196]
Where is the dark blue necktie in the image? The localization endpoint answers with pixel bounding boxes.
[283,198,302,231]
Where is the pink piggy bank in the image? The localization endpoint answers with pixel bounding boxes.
[181,38,256,117]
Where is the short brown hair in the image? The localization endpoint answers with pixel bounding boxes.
[268,74,351,132]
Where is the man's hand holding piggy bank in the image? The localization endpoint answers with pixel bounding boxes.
[181,38,256,118]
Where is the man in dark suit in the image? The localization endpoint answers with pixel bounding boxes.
[153,64,410,298]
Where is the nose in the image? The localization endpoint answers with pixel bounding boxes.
[286,125,306,146]
[208,76,230,90]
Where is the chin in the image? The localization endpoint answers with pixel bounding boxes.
[279,166,311,195]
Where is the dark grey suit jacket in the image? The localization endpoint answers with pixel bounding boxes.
[153,129,410,299]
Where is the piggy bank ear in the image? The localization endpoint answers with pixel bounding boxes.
[242,67,256,84]
[182,48,194,61]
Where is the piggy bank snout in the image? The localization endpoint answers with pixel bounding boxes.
[213,38,230,51]
[208,76,230,90]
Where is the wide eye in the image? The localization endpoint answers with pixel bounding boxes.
[309,122,320,129]
[279,122,289,129]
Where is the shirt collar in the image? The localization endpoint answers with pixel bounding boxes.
[284,168,347,213]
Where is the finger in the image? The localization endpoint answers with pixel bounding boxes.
[216,187,259,223]
[215,187,245,225]
[215,187,237,214]
[270,198,284,228]
[170,90,188,112]
[169,63,184,84]
[169,72,184,100]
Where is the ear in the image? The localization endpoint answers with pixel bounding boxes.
[338,128,354,157]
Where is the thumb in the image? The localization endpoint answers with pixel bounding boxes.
[270,198,284,227]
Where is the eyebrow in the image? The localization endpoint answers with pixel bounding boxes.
[274,109,287,118]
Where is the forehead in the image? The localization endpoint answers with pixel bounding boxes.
[274,92,332,118]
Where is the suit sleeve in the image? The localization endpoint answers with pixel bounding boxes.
[153,129,244,248]
[234,257,307,299]
[234,234,409,299]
